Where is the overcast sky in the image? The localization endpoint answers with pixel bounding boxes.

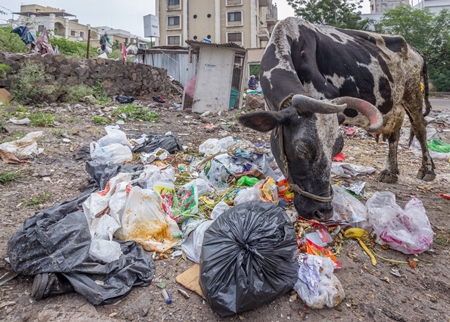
[1,0,371,38]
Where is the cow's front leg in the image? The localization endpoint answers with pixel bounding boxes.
[379,129,400,183]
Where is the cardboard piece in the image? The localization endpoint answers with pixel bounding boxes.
[0,88,13,104]
[175,264,205,299]
[0,150,20,164]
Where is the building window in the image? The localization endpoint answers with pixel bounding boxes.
[70,29,76,37]
[226,0,243,6]
[38,25,45,32]
[167,35,181,45]
[227,12,242,22]
[80,31,85,40]
[168,16,180,26]
[168,0,180,5]
[227,32,242,42]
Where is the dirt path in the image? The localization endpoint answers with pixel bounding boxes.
[0,96,449,322]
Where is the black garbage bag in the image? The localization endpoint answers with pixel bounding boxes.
[85,161,143,190]
[115,95,135,104]
[7,172,155,305]
[199,201,299,318]
[132,133,183,154]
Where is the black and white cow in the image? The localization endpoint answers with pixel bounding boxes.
[239,17,435,220]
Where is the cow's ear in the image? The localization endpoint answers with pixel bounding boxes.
[238,107,294,132]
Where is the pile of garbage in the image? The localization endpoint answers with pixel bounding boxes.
[6,125,437,317]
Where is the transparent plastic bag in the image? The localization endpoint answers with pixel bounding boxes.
[97,125,132,148]
[366,191,434,254]
[294,254,345,309]
[180,178,215,196]
[331,186,368,224]
[181,220,213,263]
[233,181,262,205]
[115,186,181,252]
[90,142,132,165]
[0,131,43,159]
[89,239,122,263]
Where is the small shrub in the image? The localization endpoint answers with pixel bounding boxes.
[92,81,111,104]
[91,115,111,125]
[0,27,28,53]
[0,170,21,183]
[29,112,55,127]
[65,84,94,103]
[11,62,57,103]
[114,103,159,122]
[21,191,51,208]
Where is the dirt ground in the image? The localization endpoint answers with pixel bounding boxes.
[0,92,450,322]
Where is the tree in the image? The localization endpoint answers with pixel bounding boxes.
[380,6,450,91]
[287,0,371,30]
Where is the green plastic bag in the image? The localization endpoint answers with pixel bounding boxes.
[237,175,259,187]
[428,139,450,153]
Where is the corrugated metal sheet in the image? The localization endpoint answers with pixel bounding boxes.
[143,50,197,86]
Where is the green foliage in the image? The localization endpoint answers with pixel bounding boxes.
[21,191,51,208]
[92,81,111,104]
[380,7,450,91]
[114,103,159,122]
[0,170,21,184]
[287,0,370,30]
[29,112,55,127]
[0,63,12,78]
[65,84,94,103]
[249,65,261,79]
[0,27,28,53]
[50,37,98,59]
[91,115,111,125]
[11,62,58,102]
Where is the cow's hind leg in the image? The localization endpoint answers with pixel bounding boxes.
[379,128,401,183]
[405,108,436,181]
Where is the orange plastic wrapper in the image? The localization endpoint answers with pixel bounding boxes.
[277,178,294,202]
[305,239,342,269]
[439,193,450,200]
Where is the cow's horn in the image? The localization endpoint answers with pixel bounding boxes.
[292,94,347,114]
[331,97,383,132]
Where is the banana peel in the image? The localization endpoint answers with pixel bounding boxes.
[344,228,377,266]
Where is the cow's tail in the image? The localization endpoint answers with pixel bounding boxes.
[422,58,432,116]
[413,46,432,116]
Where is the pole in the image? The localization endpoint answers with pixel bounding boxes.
[86,29,91,59]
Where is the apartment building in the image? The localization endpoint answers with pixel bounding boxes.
[368,0,450,13]
[155,0,278,48]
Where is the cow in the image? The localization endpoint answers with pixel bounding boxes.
[238,17,435,221]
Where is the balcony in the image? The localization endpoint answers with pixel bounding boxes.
[257,27,269,41]
[266,13,277,27]
[259,0,268,6]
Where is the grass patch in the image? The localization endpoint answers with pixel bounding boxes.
[65,84,94,103]
[0,170,21,183]
[29,112,55,127]
[91,115,111,125]
[55,114,80,124]
[21,191,51,208]
[113,103,159,122]
[92,82,111,105]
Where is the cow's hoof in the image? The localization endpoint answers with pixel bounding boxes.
[417,168,436,181]
[379,170,398,183]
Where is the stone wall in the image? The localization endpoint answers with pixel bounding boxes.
[0,52,174,102]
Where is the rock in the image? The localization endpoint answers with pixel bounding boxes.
[245,94,265,110]
[121,292,151,321]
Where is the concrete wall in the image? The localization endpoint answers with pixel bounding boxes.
[0,52,174,102]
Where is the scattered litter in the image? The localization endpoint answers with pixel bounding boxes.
[294,254,345,309]
[8,117,31,125]
[331,186,368,225]
[0,131,44,161]
[344,228,376,266]
[161,289,172,304]
[132,133,182,154]
[366,192,434,254]
[152,96,165,103]
[0,271,18,286]
[331,162,376,178]
[178,288,190,299]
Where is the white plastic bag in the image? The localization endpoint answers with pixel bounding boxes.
[90,142,132,165]
[97,125,132,148]
[0,131,43,159]
[201,154,241,190]
[199,138,220,156]
[210,201,230,220]
[180,178,215,196]
[181,220,213,263]
[331,186,368,224]
[331,162,376,178]
[115,186,181,252]
[366,191,434,254]
[294,254,345,309]
[89,239,122,263]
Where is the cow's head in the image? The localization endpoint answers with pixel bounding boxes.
[238,94,382,221]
